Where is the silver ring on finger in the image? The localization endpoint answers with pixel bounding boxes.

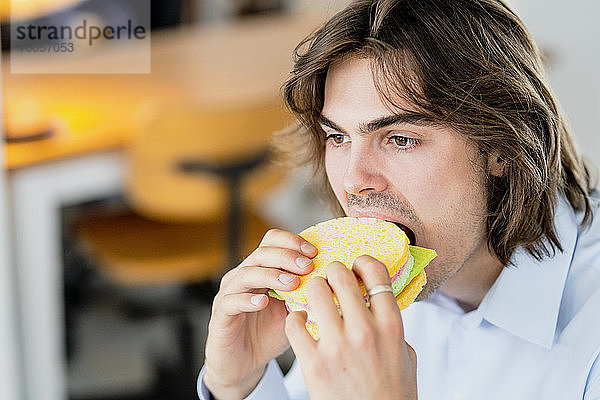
[367,284,394,298]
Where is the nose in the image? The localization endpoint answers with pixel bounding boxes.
[343,144,388,195]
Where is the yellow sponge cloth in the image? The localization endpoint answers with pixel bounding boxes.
[275,217,409,305]
[268,217,437,340]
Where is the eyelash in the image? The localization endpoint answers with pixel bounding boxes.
[324,134,420,152]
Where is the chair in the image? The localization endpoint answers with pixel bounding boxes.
[69,100,290,399]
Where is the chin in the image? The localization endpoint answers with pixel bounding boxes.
[414,282,437,302]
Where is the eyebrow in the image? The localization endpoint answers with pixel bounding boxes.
[318,111,440,135]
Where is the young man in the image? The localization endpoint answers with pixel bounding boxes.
[199,0,600,398]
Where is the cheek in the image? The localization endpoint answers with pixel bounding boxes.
[325,151,347,205]
[399,148,489,248]
[407,149,486,214]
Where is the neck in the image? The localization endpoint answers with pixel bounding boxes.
[440,246,505,313]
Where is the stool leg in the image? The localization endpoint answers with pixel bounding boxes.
[171,298,199,400]
[226,173,242,268]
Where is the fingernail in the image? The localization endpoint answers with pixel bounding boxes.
[296,257,312,269]
[250,295,264,306]
[301,242,316,255]
[278,273,296,285]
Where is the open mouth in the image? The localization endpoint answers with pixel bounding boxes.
[388,221,417,246]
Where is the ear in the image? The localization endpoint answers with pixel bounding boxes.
[487,152,508,177]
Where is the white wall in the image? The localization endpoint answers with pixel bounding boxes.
[513,0,600,168]
[0,51,23,400]
[291,0,351,15]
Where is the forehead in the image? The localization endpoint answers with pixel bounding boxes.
[322,56,417,123]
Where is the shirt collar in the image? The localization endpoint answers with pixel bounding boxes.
[479,197,579,350]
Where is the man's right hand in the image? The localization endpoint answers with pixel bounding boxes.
[203,228,317,400]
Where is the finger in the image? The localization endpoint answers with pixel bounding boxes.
[325,261,370,327]
[352,255,400,320]
[223,265,300,294]
[306,276,342,339]
[259,229,318,257]
[285,311,317,357]
[242,246,314,275]
[217,292,270,316]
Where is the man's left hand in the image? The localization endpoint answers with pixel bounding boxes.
[285,255,418,400]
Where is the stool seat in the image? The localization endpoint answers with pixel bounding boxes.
[74,209,270,286]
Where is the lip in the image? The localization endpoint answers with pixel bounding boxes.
[349,210,418,246]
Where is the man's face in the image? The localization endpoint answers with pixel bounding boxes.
[321,57,492,299]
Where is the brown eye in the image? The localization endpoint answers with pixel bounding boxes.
[393,136,409,146]
[326,134,348,145]
[389,136,419,152]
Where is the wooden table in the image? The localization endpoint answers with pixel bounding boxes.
[4,12,321,168]
[3,11,322,400]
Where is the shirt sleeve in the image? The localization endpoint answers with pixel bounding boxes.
[197,359,296,400]
[584,354,600,400]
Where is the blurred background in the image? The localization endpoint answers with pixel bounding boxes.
[0,0,598,399]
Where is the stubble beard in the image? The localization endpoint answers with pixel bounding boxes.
[414,257,461,302]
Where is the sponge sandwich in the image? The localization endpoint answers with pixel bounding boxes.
[269,217,437,339]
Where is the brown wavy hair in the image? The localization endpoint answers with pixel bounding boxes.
[280,0,596,265]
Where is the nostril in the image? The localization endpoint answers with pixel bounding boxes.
[358,187,377,194]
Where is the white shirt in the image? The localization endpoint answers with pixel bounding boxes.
[198,197,600,399]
